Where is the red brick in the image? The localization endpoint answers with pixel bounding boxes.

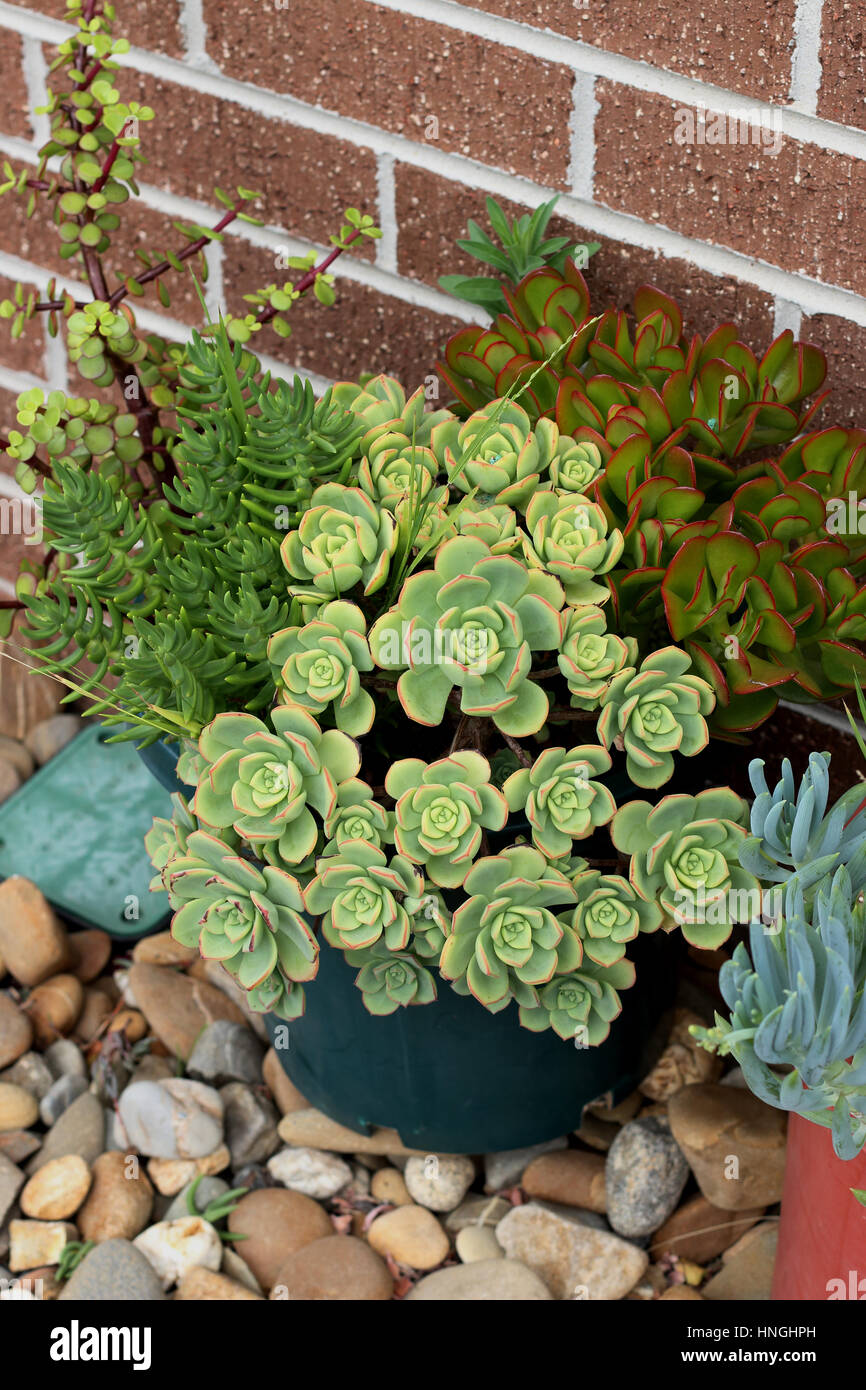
[99,204,209,325]
[818,0,866,130]
[121,72,377,260]
[457,0,796,101]
[0,276,47,380]
[798,313,866,428]
[594,81,866,298]
[0,30,32,140]
[201,0,573,186]
[224,238,464,392]
[2,0,185,56]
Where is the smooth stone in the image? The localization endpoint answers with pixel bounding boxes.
[184,956,269,1042]
[27,974,84,1047]
[0,1151,24,1225]
[132,1055,175,1085]
[221,1246,263,1294]
[267,1146,353,1200]
[403,1154,475,1212]
[133,1215,222,1290]
[639,1008,723,1101]
[0,760,22,805]
[0,878,70,986]
[0,735,34,780]
[574,1113,619,1151]
[585,1091,642,1125]
[367,1205,450,1270]
[164,1176,229,1223]
[522,1149,607,1212]
[370,1166,413,1206]
[126,963,247,1061]
[187,1021,264,1087]
[496,1202,648,1300]
[39,1074,87,1126]
[277,1108,430,1156]
[667,1083,788,1211]
[651,1193,766,1264]
[24,714,81,765]
[220,1082,278,1167]
[227,1188,333,1291]
[176,1267,263,1300]
[271,1234,393,1301]
[531,1196,609,1231]
[455,1225,504,1263]
[445,1195,510,1232]
[0,1082,38,1131]
[605,1117,690,1237]
[19,1155,91,1220]
[0,995,32,1068]
[77,1151,154,1243]
[660,1285,706,1300]
[406,1258,553,1301]
[57,1237,166,1301]
[262,1049,309,1115]
[0,1130,41,1164]
[118,1080,224,1160]
[0,1050,51,1099]
[131,931,197,967]
[9,1219,76,1271]
[66,931,112,984]
[147,1157,197,1196]
[484,1136,568,1192]
[44,1038,86,1080]
[702,1222,779,1301]
[28,1091,105,1173]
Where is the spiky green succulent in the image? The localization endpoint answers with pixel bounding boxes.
[597,646,715,788]
[558,605,638,709]
[386,751,508,888]
[523,491,623,605]
[518,957,635,1043]
[267,600,375,736]
[612,788,759,949]
[192,706,360,865]
[165,829,317,1018]
[570,868,663,965]
[304,842,424,952]
[441,400,559,509]
[280,483,396,604]
[503,744,615,858]
[351,941,438,1015]
[369,536,564,736]
[439,846,580,1012]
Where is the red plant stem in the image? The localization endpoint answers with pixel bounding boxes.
[106,203,245,310]
[92,138,121,195]
[255,228,363,324]
[502,732,532,767]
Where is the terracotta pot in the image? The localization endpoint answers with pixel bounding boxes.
[772,1112,866,1300]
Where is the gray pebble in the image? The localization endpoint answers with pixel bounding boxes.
[57,1238,166,1301]
[39,1073,88,1126]
[186,1021,264,1087]
[605,1116,690,1238]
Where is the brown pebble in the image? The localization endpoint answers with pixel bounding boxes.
[132,931,197,968]
[0,878,70,986]
[67,931,111,984]
[26,974,84,1047]
[76,1150,154,1242]
[271,1235,393,1301]
[72,986,112,1045]
[176,1267,264,1300]
[107,1009,148,1044]
[262,1048,309,1115]
[19,1155,92,1220]
[0,993,33,1069]
[522,1149,607,1212]
[227,1188,333,1291]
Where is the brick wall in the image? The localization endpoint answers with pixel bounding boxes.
[0,0,864,533]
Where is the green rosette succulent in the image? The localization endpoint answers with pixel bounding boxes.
[332,374,453,448]
[549,439,604,494]
[305,841,424,952]
[369,536,565,736]
[145,791,199,883]
[280,483,396,603]
[518,957,635,1043]
[408,888,451,959]
[267,600,375,737]
[442,399,559,509]
[350,941,438,1015]
[165,829,317,1017]
[193,706,360,865]
[452,501,521,554]
[558,605,638,709]
[439,846,579,1011]
[570,868,663,965]
[357,436,440,509]
[523,491,624,605]
[611,788,759,949]
[597,645,715,788]
[386,750,508,888]
[321,778,392,853]
[503,744,616,858]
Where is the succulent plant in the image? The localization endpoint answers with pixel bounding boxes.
[549,439,604,494]
[350,941,438,1015]
[597,646,715,789]
[517,956,636,1043]
[558,605,638,709]
[165,829,317,1017]
[439,846,580,1011]
[144,791,200,880]
[305,842,425,952]
[386,751,508,888]
[503,744,616,858]
[357,436,441,510]
[369,536,564,736]
[569,868,663,966]
[453,501,521,554]
[523,491,624,606]
[332,374,453,448]
[268,600,375,737]
[321,779,392,853]
[440,400,559,509]
[193,706,360,865]
[612,787,759,949]
[281,483,397,604]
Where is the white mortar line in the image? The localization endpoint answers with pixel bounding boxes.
[790,0,825,115]
[42,321,68,392]
[177,0,218,71]
[202,237,224,323]
[0,360,47,396]
[19,33,50,148]
[773,298,803,339]
[375,152,399,276]
[568,70,597,201]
